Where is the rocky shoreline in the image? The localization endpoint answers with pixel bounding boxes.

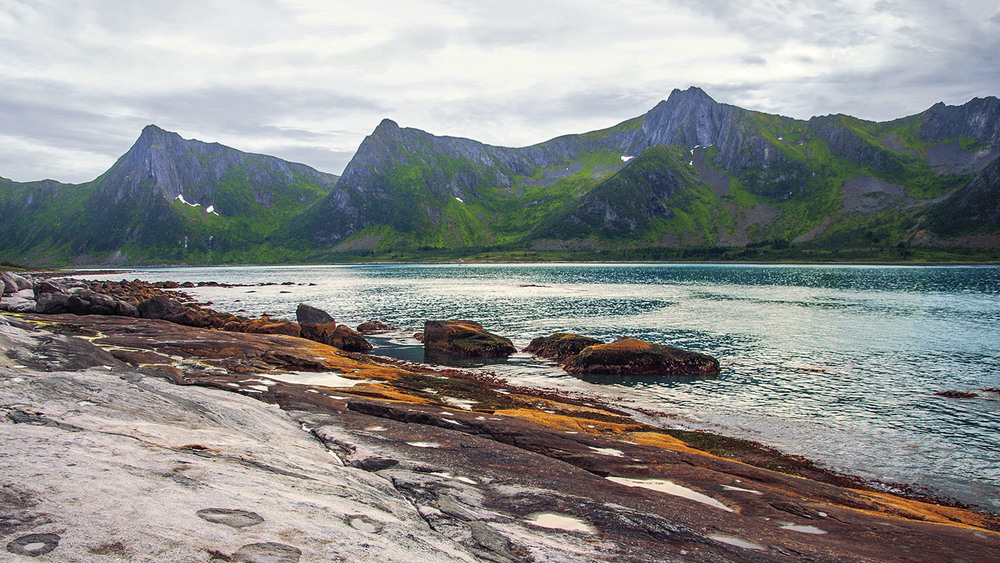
[2,271,1000,561]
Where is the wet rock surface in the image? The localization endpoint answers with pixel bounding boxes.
[563,337,721,377]
[2,301,1000,561]
[424,320,517,358]
[358,320,396,333]
[523,332,605,362]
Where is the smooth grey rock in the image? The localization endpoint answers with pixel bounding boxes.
[32,280,64,297]
[1,272,16,294]
[0,320,485,563]
[9,272,33,292]
[0,290,37,313]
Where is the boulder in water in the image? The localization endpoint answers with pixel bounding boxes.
[563,337,720,377]
[524,333,605,362]
[357,320,395,334]
[423,320,516,358]
[296,303,334,325]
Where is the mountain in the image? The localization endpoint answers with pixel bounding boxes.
[0,126,338,264]
[2,89,999,265]
[286,87,1000,260]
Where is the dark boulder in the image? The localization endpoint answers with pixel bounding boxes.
[113,300,139,318]
[357,320,395,333]
[84,292,119,316]
[34,292,69,314]
[563,337,720,377]
[66,294,92,316]
[138,295,187,320]
[68,290,119,316]
[166,307,213,328]
[329,325,373,353]
[296,303,335,325]
[423,320,516,358]
[302,323,373,353]
[300,321,338,345]
[935,390,978,399]
[524,333,605,362]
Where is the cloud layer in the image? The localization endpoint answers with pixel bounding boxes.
[1,0,998,182]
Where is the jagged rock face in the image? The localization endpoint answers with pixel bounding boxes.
[638,87,762,172]
[6,90,1000,264]
[928,155,1000,234]
[98,125,338,205]
[920,97,1000,145]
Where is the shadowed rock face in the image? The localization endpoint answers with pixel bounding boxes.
[523,333,605,362]
[423,320,516,358]
[328,325,373,353]
[296,303,334,325]
[563,337,720,377]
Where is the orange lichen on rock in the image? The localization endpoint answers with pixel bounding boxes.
[493,408,644,434]
[563,337,721,377]
[622,431,717,457]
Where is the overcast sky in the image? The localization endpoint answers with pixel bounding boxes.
[2,0,998,183]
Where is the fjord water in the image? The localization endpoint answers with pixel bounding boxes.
[87,264,1000,510]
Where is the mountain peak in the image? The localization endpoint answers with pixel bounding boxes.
[641,86,734,150]
[665,86,715,106]
[372,118,402,137]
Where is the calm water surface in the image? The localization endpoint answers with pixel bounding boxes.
[84,264,1000,510]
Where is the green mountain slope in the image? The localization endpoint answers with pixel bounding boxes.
[294,88,999,261]
[2,89,999,265]
[0,126,339,264]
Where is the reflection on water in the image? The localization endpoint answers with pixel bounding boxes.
[83,263,1000,510]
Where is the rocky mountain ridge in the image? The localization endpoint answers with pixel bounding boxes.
[2,87,999,264]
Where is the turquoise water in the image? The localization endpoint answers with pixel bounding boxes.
[85,263,1000,510]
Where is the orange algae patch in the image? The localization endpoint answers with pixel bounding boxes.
[338,383,434,404]
[836,489,1000,531]
[493,408,643,434]
[623,431,717,457]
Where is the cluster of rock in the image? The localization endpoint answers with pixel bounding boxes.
[5,271,720,376]
[416,321,720,378]
[526,332,721,377]
[0,272,385,354]
[294,303,372,353]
